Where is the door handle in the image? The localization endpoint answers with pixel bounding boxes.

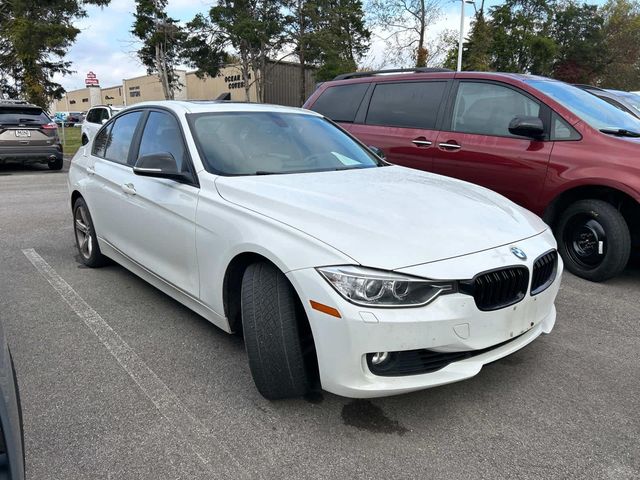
[412,139,432,147]
[438,142,462,150]
[121,183,136,195]
[86,166,95,176]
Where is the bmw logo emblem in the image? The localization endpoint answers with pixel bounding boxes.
[511,247,527,261]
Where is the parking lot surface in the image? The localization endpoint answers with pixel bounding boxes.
[1,161,638,479]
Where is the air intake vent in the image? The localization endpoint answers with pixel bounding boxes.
[461,266,529,311]
[531,250,558,295]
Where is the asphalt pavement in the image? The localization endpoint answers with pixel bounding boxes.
[1,160,638,479]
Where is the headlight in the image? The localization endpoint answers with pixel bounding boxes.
[316,266,456,307]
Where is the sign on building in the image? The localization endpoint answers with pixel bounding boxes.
[85,71,100,87]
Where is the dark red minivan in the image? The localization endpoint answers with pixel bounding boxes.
[304,70,640,282]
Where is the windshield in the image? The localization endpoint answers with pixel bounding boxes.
[0,107,50,125]
[189,111,383,176]
[529,80,640,132]
[611,91,640,111]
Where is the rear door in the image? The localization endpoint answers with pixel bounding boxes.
[348,80,450,171]
[0,106,57,149]
[432,80,553,209]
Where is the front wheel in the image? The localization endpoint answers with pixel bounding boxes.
[241,262,311,400]
[557,199,630,282]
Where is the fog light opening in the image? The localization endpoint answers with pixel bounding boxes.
[371,352,389,365]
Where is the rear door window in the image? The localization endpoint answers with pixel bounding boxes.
[86,109,99,123]
[365,81,447,129]
[309,83,369,123]
[0,107,49,125]
[102,111,143,164]
[452,82,541,137]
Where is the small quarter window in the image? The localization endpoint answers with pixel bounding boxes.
[551,112,581,141]
[310,83,369,123]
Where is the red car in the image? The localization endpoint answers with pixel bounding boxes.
[304,69,640,282]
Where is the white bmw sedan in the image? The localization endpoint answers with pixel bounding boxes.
[68,101,562,399]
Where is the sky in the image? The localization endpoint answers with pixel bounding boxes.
[57,0,602,92]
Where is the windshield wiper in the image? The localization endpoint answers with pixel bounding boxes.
[599,128,640,138]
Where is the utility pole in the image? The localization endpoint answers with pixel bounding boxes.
[457,0,476,72]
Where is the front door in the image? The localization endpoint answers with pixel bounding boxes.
[432,81,553,210]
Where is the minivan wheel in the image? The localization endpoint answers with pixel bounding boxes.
[241,261,311,400]
[557,199,630,282]
[73,197,109,267]
[81,134,89,146]
[48,158,63,170]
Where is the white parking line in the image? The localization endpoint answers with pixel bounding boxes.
[22,248,246,479]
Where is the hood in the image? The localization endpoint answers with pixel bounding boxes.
[215,166,548,270]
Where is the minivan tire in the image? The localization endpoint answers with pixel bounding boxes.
[48,158,63,170]
[81,134,89,146]
[557,199,630,282]
[241,261,310,400]
[73,197,109,267]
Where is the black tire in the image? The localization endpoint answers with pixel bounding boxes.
[48,157,63,170]
[73,197,109,267]
[557,199,630,282]
[81,134,89,146]
[241,262,310,400]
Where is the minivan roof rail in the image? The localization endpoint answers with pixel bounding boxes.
[333,68,453,81]
[573,84,605,91]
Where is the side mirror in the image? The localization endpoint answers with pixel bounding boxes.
[133,153,191,183]
[508,116,545,139]
[368,145,386,159]
[101,118,108,125]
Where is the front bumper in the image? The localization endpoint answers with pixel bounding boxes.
[286,229,562,398]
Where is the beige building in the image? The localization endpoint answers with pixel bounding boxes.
[52,62,315,114]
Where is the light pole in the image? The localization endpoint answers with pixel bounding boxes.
[457,0,477,72]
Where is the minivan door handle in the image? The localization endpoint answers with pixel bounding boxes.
[121,183,136,195]
[412,137,432,147]
[438,142,462,151]
[86,166,95,176]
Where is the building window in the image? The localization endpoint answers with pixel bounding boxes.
[82,98,88,102]
[129,85,141,98]
[130,91,140,97]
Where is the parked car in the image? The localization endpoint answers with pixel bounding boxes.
[81,105,123,145]
[0,317,25,480]
[574,85,640,119]
[0,99,64,170]
[304,69,640,282]
[68,101,562,399]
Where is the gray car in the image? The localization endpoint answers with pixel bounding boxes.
[0,318,25,480]
[574,85,640,119]
[0,100,64,170]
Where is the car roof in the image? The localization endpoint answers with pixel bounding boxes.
[321,70,554,87]
[121,100,322,117]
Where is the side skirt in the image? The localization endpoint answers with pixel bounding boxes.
[98,237,232,333]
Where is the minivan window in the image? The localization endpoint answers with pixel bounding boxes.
[452,82,540,137]
[189,112,382,176]
[310,83,369,123]
[366,81,446,129]
[103,111,143,164]
[529,80,640,132]
[86,108,100,123]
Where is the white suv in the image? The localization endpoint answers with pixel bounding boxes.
[68,101,562,399]
[81,105,123,145]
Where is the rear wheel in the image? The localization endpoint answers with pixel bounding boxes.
[241,261,311,400]
[73,197,109,267]
[557,199,630,281]
[48,158,63,170]
[81,134,89,146]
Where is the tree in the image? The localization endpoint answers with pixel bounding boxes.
[0,0,110,106]
[311,0,371,80]
[185,0,286,102]
[132,0,185,100]
[369,0,442,68]
[599,0,640,90]
[551,3,607,84]
[489,0,557,75]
